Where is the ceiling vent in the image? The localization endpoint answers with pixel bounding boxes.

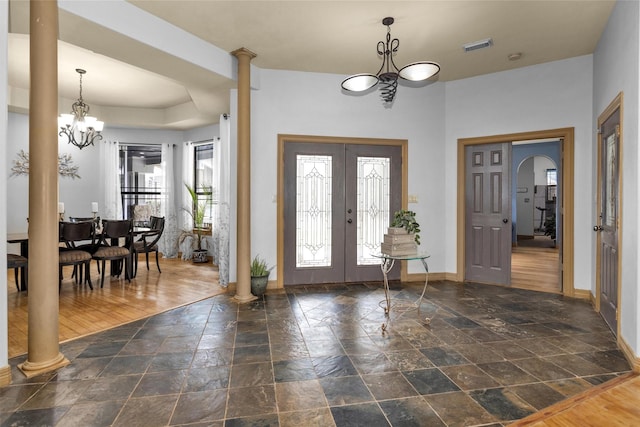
[463,38,493,52]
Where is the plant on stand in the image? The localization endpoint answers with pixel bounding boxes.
[180,183,211,263]
[390,209,421,244]
[382,209,421,256]
[250,255,273,296]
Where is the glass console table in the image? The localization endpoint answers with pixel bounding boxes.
[372,252,431,331]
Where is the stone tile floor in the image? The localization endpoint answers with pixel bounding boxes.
[1,281,631,426]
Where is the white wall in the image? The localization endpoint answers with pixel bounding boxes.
[5,118,189,233]
[249,69,447,278]
[593,0,640,354]
[444,55,594,289]
[534,156,556,186]
[516,157,535,236]
[1,0,10,374]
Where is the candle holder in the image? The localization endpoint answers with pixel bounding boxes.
[59,212,65,221]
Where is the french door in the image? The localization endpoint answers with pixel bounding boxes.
[283,142,402,285]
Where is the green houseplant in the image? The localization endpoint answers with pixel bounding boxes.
[181,183,212,263]
[390,209,421,244]
[250,255,273,296]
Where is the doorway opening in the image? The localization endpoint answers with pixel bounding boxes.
[513,150,561,294]
[457,128,575,297]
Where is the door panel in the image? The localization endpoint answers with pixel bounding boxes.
[465,143,512,285]
[284,143,345,285]
[597,106,620,333]
[345,144,402,282]
[284,142,401,285]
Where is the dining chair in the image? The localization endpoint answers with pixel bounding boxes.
[133,216,165,276]
[59,221,96,291]
[92,219,134,287]
[7,254,28,292]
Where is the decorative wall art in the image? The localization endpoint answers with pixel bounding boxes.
[10,149,81,179]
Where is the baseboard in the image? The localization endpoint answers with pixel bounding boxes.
[572,288,591,300]
[0,365,11,386]
[619,336,640,373]
[405,272,447,282]
[517,235,535,240]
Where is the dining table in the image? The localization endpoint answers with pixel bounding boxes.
[6,225,154,291]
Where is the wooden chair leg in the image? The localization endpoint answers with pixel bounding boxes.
[14,268,20,292]
[100,260,106,288]
[145,252,150,270]
[155,251,161,273]
[133,252,138,277]
[85,261,93,290]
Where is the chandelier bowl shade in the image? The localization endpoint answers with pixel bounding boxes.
[340,17,440,105]
[398,61,441,81]
[341,73,379,92]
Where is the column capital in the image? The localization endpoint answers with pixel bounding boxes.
[231,47,257,60]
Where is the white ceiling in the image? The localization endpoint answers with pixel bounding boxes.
[7,0,616,130]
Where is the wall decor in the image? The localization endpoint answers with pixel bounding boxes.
[10,150,81,179]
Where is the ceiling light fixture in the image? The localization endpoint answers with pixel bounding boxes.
[58,68,104,150]
[341,17,440,105]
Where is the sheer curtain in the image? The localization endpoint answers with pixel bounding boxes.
[159,143,178,257]
[100,140,122,220]
[180,142,195,259]
[212,114,231,287]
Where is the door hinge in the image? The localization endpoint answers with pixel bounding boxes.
[615,124,620,138]
[616,310,619,321]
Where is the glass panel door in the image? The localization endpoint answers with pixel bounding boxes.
[283,141,401,285]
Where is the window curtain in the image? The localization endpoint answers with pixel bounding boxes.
[159,143,178,257]
[212,114,231,287]
[100,140,122,220]
[180,142,195,259]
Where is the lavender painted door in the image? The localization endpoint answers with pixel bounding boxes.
[465,143,512,285]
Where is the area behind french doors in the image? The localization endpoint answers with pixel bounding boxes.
[279,136,405,287]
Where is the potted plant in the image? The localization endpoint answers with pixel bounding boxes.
[250,255,273,296]
[181,183,212,263]
[390,209,421,244]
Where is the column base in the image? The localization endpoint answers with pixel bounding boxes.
[18,352,70,379]
[232,293,258,304]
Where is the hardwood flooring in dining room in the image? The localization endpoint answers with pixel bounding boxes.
[512,239,560,294]
[6,257,225,359]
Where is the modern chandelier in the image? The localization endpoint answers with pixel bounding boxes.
[341,17,440,105]
[58,68,104,149]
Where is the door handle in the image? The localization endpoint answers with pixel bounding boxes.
[347,219,353,224]
[502,218,509,223]
[593,225,603,231]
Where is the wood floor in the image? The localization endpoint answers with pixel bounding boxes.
[509,373,640,426]
[7,257,226,359]
[512,239,561,294]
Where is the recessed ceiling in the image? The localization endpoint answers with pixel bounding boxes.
[7,0,616,130]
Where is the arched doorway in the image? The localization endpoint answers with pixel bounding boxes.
[513,153,561,293]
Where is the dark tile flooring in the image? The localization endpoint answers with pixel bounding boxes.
[1,281,631,427]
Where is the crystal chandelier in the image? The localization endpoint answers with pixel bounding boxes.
[58,69,104,149]
[341,17,440,105]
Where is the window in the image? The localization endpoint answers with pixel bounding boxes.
[546,168,557,186]
[119,144,163,224]
[194,143,214,227]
